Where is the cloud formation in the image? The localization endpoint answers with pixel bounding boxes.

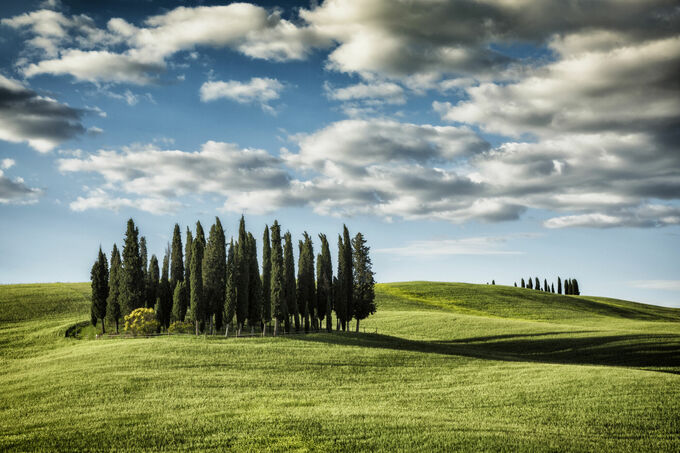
[0,75,86,151]
[0,168,42,205]
[200,77,284,113]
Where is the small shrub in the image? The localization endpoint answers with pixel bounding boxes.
[168,321,194,334]
[124,308,159,336]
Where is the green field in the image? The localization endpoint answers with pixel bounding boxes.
[1,282,679,451]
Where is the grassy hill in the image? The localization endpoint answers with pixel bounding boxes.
[1,282,678,451]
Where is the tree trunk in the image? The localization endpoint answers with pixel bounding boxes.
[195,320,199,336]
[225,323,230,338]
[262,322,266,337]
[115,319,119,334]
[274,318,279,336]
[237,323,242,337]
[355,319,360,332]
[101,318,106,334]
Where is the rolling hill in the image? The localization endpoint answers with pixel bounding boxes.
[0,282,678,451]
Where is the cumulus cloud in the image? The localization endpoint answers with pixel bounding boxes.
[200,77,284,113]
[69,188,181,215]
[1,158,15,169]
[0,168,42,204]
[0,74,86,152]
[325,81,405,104]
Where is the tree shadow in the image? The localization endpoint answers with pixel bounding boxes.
[289,331,680,374]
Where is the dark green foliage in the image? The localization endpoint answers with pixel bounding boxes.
[170,224,184,293]
[527,278,533,289]
[558,277,562,295]
[147,254,160,310]
[544,279,549,293]
[235,216,249,333]
[535,277,540,291]
[351,232,376,331]
[283,231,297,332]
[106,244,122,333]
[261,225,272,325]
[203,217,227,333]
[90,247,108,334]
[317,233,333,332]
[514,282,517,287]
[297,233,315,331]
[269,222,286,335]
[139,236,148,306]
[171,281,187,323]
[572,279,580,295]
[120,219,144,316]
[335,235,348,330]
[521,278,525,288]
[551,283,555,293]
[565,279,572,295]
[157,250,172,329]
[184,228,193,309]
[224,240,237,334]
[492,280,495,285]
[342,225,353,324]
[188,222,205,335]
[247,232,262,330]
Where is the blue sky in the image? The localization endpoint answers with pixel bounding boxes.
[0,0,679,307]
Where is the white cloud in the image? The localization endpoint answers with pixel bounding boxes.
[628,280,680,291]
[1,158,15,170]
[200,78,284,113]
[325,81,405,104]
[375,235,531,256]
[69,188,180,215]
[544,205,680,229]
[0,169,43,205]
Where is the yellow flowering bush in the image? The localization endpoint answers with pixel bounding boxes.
[124,308,159,336]
[168,321,194,334]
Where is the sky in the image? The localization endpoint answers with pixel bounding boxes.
[0,0,678,307]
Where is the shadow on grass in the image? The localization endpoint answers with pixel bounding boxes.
[289,331,680,373]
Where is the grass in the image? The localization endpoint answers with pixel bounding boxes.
[0,281,679,451]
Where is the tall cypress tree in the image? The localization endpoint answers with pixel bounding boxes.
[147,254,160,310]
[172,281,187,323]
[572,279,580,295]
[551,283,555,293]
[188,222,205,335]
[203,217,227,334]
[565,279,572,295]
[351,232,376,332]
[317,233,333,332]
[156,249,172,329]
[120,219,144,316]
[535,277,540,291]
[235,216,249,335]
[527,277,533,289]
[247,232,262,333]
[261,225,272,332]
[139,236,149,306]
[521,278,525,288]
[544,279,549,292]
[90,247,109,334]
[297,234,315,332]
[336,235,348,330]
[184,227,193,309]
[170,223,184,293]
[106,244,122,333]
[224,240,237,336]
[270,221,286,336]
[557,277,562,294]
[342,225,353,328]
[283,231,298,332]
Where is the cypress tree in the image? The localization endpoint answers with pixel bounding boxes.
[565,279,572,295]
[572,279,580,295]
[247,232,262,334]
[188,222,205,335]
[172,281,187,323]
[235,216,249,335]
[224,240,237,336]
[514,282,517,287]
[270,222,286,336]
[317,233,333,332]
[90,247,109,334]
[557,277,562,294]
[156,249,172,329]
[336,235,348,330]
[544,279,549,292]
[283,231,298,332]
[170,223,184,293]
[342,225,353,327]
[261,225,272,332]
[535,277,540,291]
[527,277,533,289]
[551,283,555,293]
[297,233,315,332]
[147,254,160,310]
[120,219,144,316]
[203,217,227,334]
[521,278,525,288]
[351,232,376,332]
[106,244,122,333]
[332,275,340,330]
[184,227,193,308]
[140,236,149,306]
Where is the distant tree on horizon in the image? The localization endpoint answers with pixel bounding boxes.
[557,277,562,294]
[521,278,525,288]
[572,279,580,295]
[527,278,533,289]
[544,279,549,292]
[90,247,109,334]
[535,277,540,291]
[106,244,122,333]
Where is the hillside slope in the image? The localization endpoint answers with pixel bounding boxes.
[0,282,679,452]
